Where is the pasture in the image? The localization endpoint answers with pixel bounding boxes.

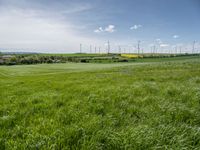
[0,56,200,149]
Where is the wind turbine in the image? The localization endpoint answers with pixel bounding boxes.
[192,40,196,54]
[118,45,121,54]
[107,40,110,54]
[80,44,82,53]
[137,40,141,55]
[90,45,92,54]
[95,46,97,53]
[179,46,182,54]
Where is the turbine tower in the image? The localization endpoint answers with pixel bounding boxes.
[118,45,121,54]
[80,44,82,53]
[90,45,92,54]
[179,46,182,54]
[107,40,110,54]
[192,40,196,54]
[137,40,141,55]
[153,45,156,54]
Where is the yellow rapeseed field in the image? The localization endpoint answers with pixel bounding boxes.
[121,54,142,58]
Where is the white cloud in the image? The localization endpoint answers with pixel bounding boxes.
[94,29,101,33]
[155,39,169,47]
[160,44,169,47]
[155,39,162,44]
[105,25,115,33]
[130,25,142,30]
[0,8,103,53]
[94,27,104,33]
[94,25,115,33]
[61,4,92,14]
[173,35,179,39]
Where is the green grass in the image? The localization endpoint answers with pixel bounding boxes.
[0,57,200,149]
[135,55,200,62]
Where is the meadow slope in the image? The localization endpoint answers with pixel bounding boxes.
[0,57,200,149]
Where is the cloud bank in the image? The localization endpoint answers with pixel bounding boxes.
[0,4,102,53]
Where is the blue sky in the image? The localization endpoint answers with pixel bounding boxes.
[0,0,199,53]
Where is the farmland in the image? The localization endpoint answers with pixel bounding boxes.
[1,53,200,65]
[0,56,200,149]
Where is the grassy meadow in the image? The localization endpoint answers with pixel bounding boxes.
[0,56,200,149]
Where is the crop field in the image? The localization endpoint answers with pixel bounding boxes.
[0,56,200,149]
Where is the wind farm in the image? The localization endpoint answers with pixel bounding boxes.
[0,0,200,149]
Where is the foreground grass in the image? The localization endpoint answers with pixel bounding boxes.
[0,57,200,149]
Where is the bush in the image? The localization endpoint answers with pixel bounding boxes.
[80,59,89,63]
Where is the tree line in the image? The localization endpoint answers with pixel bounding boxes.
[0,55,88,65]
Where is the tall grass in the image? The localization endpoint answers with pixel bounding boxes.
[0,57,200,149]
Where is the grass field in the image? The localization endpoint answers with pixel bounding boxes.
[0,56,200,149]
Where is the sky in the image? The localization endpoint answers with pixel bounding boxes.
[0,0,200,53]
